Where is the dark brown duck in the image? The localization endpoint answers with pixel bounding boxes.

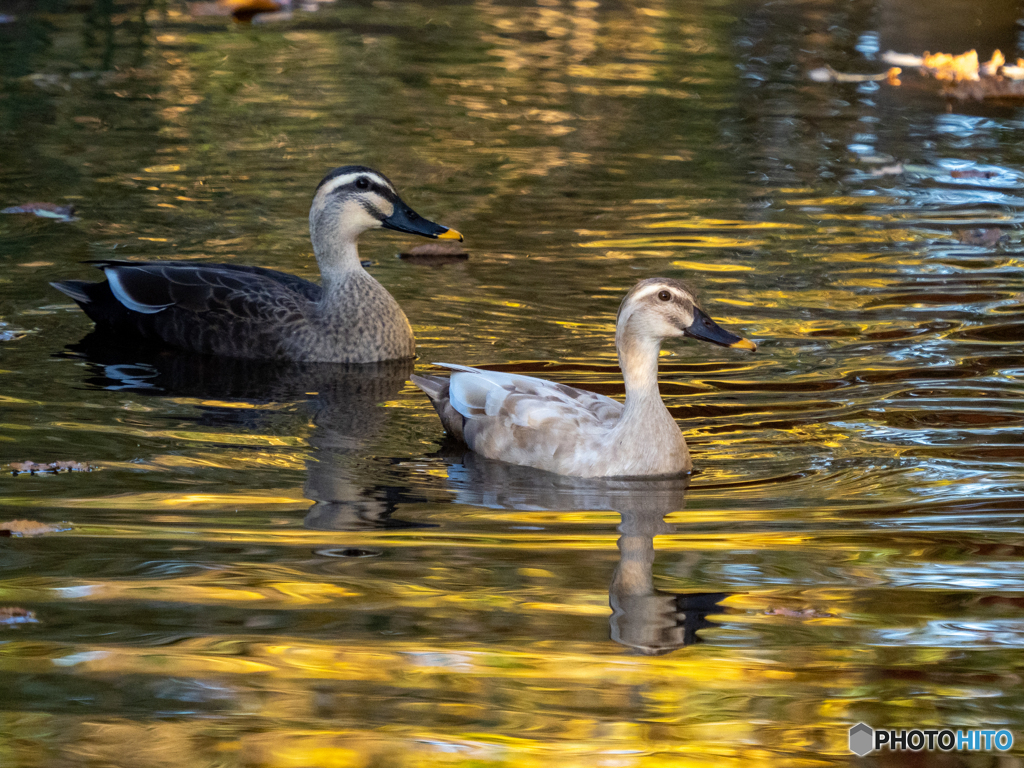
[51,166,463,363]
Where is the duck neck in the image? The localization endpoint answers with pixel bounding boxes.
[310,210,367,305]
[616,326,668,419]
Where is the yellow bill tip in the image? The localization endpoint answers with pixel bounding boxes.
[437,227,464,242]
[730,337,757,352]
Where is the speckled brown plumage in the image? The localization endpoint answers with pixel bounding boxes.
[51,165,462,363]
[54,260,415,363]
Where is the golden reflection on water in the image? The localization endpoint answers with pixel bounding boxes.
[1,0,1024,765]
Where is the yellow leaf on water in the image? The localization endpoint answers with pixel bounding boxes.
[922,49,980,82]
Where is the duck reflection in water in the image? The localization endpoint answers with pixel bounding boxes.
[440,449,731,655]
[65,334,427,531]
[65,337,729,651]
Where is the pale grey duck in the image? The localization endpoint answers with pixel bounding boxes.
[412,278,757,478]
[51,165,463,363]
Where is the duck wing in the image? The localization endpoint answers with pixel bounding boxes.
[413,364,623,469]
[51,260,321,358]
[93,259,321,310]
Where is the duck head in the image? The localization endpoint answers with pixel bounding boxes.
[616,277,756,352]
[309,165,463,252]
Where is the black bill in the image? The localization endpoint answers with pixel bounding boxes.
[684,307,757,351]
[382,201,463,241]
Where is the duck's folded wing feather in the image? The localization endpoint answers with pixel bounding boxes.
[437,364,623,428]
[92,260,321,317]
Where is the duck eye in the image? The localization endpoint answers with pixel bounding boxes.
[355,177,370,190]
[657,290,671,302]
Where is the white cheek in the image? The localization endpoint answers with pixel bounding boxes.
[656,314,685,337]
[645,305,690,337]
[339,199,382,230]
[376,196,395,219]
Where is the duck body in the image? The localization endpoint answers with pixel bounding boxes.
[414,363,690,477]
[51,166,461,363]
[56,259,414,363]
[413,278,757,478]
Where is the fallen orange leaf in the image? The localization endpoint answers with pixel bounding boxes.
[921,49,980,82]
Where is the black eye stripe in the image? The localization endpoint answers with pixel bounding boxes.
[337,178,395,201]
[360,200,387,220]
[324,177,397,208]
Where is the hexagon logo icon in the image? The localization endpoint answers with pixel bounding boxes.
[849,723,874,756]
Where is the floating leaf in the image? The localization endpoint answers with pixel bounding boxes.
[1,202,78,222]
[0,519,72,537]
[958,228,1005,247]
[874,49,1024,100]
[880,52,925,68]
[188,0,286,21]
[0,608,38,626]
[9,460,92,474]
[921,49,982,82]
[950,169,998,179]
[0,322,31,342]
[227,0,283,20]
[808,66,901,84]
[870,163,905,177]
[399,242,469,265]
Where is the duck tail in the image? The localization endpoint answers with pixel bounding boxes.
[411,373,467,443]
[410,373,448,402]
[51,276,141,333]
[50,280,94,305]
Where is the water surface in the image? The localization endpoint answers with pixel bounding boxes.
[1,0,1024,765]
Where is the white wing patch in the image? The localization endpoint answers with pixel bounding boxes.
[106,268,173,314]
